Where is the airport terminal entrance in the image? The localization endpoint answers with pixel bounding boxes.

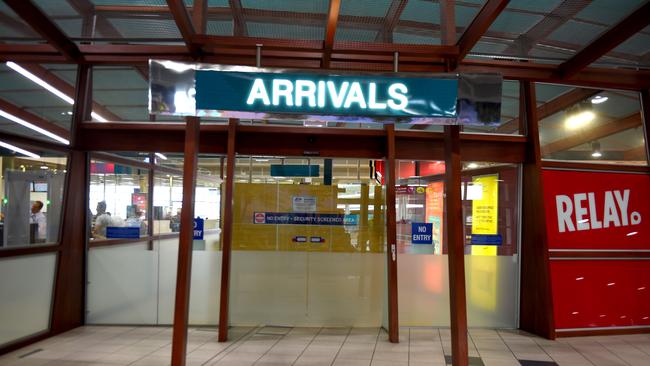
[228,156,388,327]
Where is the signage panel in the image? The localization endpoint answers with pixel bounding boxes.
[193,217,204,240]
[270,164,319,177]
[426,182,444,253]
[106,226,140,239]
[253,212,358,226]
[543,170,650,250]
[195,70,458,118]
[149,60,503,126]
[292,196,317,212]
[411,223,433,244]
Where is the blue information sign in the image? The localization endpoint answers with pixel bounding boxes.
[470,234,502,245]
[193,217,204,240]
[411,223,433,244]
[254,212,359,226]
[106,226,140,239]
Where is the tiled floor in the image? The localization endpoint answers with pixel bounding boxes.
[1,326,649,366]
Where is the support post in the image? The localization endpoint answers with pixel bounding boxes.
[218,119,237,342]
[444,125,468,366]
[170,116,200,366]
[519,81,555,339]
[385,123,399,343]
[50,64,92,334]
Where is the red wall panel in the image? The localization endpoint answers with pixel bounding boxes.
[551,260,650,330]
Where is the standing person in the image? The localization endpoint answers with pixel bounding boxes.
[30,200,47,242]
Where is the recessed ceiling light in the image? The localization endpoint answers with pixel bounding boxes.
[591,96,608,104]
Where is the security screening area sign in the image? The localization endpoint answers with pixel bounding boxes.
[149,60,502,126]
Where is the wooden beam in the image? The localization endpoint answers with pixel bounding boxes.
[4,0,84,62]
[384,123,399,343]
[456,0,510,62]
[622,145,647,160]
[542,112,642,155]
[170,116,200,366]
[193,0,208,34]
[229,0,248,37]
[375,0,409,43]
[519,81,555,339]
[322,0,341,68]
[218,119,237,342]
[67,0,126,39]
[497,88,601,133]
[439,0,456,46]
[444,125,468,366]
[503,0,589,56]
[166,0,201,58]
[558,2,650,79]
[0,98,70,140]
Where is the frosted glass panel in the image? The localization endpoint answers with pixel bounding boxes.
[398,254,450,326]
[0,253,56,346]
[86,243,158,324]
[465,255,518,328]
[230,251,385,327]
[157,238,222,325]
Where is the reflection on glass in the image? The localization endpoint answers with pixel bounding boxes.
[537,84,647,165]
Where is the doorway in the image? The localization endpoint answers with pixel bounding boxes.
[228,156,387,327]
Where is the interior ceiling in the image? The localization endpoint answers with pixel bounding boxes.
[0,0,647,163]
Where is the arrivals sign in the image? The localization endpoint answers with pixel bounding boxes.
[543,170,650,250]
[194,71,457,118]
[149,60,503,126]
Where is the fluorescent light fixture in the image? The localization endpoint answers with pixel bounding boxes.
[0,109,70,145]
[7,62,111,124]
[155,152,168,160]
[0,140,40,158]
[591,96,608,104]
[6,62,74,104]
[467,162,478,169]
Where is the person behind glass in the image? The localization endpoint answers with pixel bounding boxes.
[126,209,147,236]
[93,200,113,239]
[30,200,47,242]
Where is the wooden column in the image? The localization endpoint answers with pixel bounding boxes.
[218,119,237,342]
[519,81,555,339]
[385,123,399,343]
[51,64,92,334]
[170,116,200,366]
[641,89,650,162]
[444,125,468,366]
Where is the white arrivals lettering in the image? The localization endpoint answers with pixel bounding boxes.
[245,78,409,111]
[555,189,641,233]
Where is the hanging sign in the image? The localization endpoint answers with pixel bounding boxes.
[149,60,502,126]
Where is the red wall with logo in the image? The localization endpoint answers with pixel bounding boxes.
[542,170,650,331]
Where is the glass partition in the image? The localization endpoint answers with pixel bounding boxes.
[230,157,386,327]
[88,159,149,240]
[0,253,57,346]
[536,84,647,165]
[0,146,67,249]
[396,160,520,328]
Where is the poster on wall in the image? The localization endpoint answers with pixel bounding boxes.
[292,196,317,212]
[543,170,650,250]
[470,174,499,255]
[426,182,444,254]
